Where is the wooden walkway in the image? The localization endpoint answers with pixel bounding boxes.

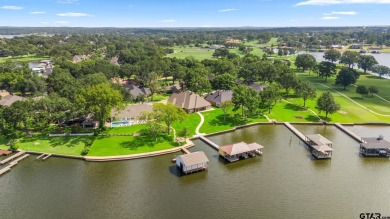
[283,122,306,141]
[181,148,190,154]
[0,154,30,176]
[334,123,363,143]
[198,135,219,150]
[0,151,25,165]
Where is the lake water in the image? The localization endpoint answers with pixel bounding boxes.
[1,124,390,218]
[298,51,390,79]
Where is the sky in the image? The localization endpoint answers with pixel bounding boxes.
[0,0,390,27]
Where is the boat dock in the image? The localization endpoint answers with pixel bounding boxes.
[0,153,30,176]
[0,151,25,165]
[335,123,364,143]
[198,135,219,150]
[283,122,306,141]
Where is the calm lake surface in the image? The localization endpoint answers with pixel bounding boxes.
[298,51,390,78]
[1,124,390,219]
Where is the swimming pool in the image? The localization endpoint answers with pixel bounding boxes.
[111,121,130,127]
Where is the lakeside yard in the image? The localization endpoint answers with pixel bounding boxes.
[0,54,49,63]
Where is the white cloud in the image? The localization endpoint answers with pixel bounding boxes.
[30,11,46,14]
[57,12,92,17]
[218,8,238,12]
[332,11,358,15]
[55,21,69,24]
[296,0,390,6]
[160,19,176,23]
[0,5,23,10]
[321,16,340,20]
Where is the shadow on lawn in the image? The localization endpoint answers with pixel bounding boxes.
[208,114,248,128]
[284,103,306,111]
[18,135,95,148]
[120,134,176,150]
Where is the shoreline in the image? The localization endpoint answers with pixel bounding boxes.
[14,122,389,162]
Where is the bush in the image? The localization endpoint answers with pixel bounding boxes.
[81,146,90,156]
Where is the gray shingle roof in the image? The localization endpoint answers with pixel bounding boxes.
[168,91,211,110]
[111,104,153,118]
[205,90,233,104]
[178,151,209,166]
[0,94,24,106]
[361,137,390,149]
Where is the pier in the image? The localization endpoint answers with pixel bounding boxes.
[0,153,30,176]
[0,151,25,165]
[334,123,363,143]
[283,122,306,141]
[198,135,219,150]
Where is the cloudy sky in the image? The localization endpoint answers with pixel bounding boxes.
[0,0,389,27]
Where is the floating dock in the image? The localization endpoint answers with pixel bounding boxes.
[198,135,219,150]
[334,123,363,143]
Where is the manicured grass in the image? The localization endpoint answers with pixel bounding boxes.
[294,71,390,123]
[166,46,214,60]
[265,101,320,122]
[172,112,200,137]
[104,124,148,135]
[199,107,268,134]
[88,134,178,156]
[0,135,94,156]
[147,93,169,102]
[0,55,50,63]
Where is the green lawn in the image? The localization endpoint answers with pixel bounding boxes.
[104,124,148,135]
[172,112,201,137]
[88,134,178,156]
[0,55,50,63]
[0,135,94,156]
[294,71,390,123]
[199,107,268,134]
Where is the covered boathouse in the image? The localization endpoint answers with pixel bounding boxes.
[176,151,209,174]
[305,134,333,159]
[218,142,264,162]
[360,135,390,157]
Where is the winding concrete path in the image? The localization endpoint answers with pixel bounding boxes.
[195,112,205,135]
[318,83,390,117]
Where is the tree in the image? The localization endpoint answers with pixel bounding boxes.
[323,49,341,63]
[77,83,124,129]
[335,68,358,89]
[294,54,316,72]
[277,70,297,98]
[368,86,378,97]
[212,73,236,90]
[356,85,369,98]
[220,100,233,122]
[260,83,281,113]
[339,51,360,69]
[153,102,187,135]
[370,65,390,78]
[295,80,316,107]
[316,92,340,118]
[318,61,336,81]
[358,55,378,73]
[212,48,230,58]
[232,85,260,118]
[178,127,190,139]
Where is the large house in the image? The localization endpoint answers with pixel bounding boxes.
[110,104,153,127]
[123,84,151,99]
[72,55,90,63]
[0,90,24,107]
[205,90,233,107]
[250,83,268,93]
[168,91,211,113]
